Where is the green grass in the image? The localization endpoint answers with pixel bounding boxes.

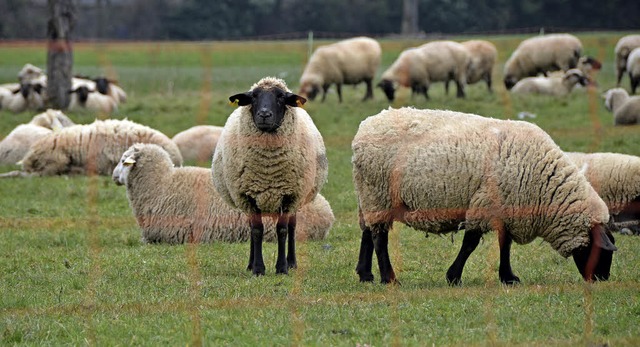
[1,33,640,346]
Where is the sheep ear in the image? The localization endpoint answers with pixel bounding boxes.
[68,89,77,94]
[229,92,252,106]
[123,157,136,166]
[594,226,617,251]
[285,92,306,107]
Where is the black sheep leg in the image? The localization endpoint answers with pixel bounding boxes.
[446,230,482,286]
[356,226,375,282]
[249,213,266,276]
[275,214,289,274]
[362,78,373,101]
[498,231,520,284]
[372,223,397,284]
[287,214,297,270]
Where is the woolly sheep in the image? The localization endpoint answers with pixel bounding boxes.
[603,88,640,125]
[93,77,127,104]
[461,40,497,92]
[0,124,52,165]
[17,63,44,84]
[352,107,616,285]
[503,34,583,89]
[171,125,224,164]
[615,35,640,87]
[627,48,640,94]
[378,40,470,101]
[510,68,588,96]
[68,85,118,114]
[299,36,381,102]
[212,77,328,275]
[0,82,45,113]
[0,119,182,177]
[29,109,75,129]
[567,151,640,234]
[113,143,334,244]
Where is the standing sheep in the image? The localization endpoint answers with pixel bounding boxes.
[353,107,616,285]
[113,143,334,243]
[503,34,583,89]
[626,48,640,94]
[212,77,328,275]
[510,68,588,96]
[603,88,640,125]
[172,125,224,164]
[299,36,381,102]
[615,35,640,87]
[461,40,497,92]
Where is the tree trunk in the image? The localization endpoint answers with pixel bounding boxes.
[47,0,75,109]
[401,0,419,35]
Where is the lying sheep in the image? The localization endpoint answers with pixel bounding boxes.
[171,125,224,164]
[603,88,640,125]
[0,124,52,165]
[113,143,334,243]
[627,48,640,94]
[68,85,118,114]
[615,35,640,87]
[213,77,328,275]
[29,109,75,129]
[504,34,583,89]
[0,82,45,113]
[379,41,470,101]
[18,63,44,84]
[353,107,616,285]
[510,68,588,96]
[93,77,127,104]
[0,119,182,177]
[461,40,497,92]
[567,151,640,234]
[299,36,381,102]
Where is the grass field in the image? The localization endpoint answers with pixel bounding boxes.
[1,32,640,346]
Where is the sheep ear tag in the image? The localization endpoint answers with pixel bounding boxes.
[286,93,306,107]
[123,157,136,166]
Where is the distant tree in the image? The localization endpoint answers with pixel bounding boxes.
[401,0,418,35]
[47,0,74,109]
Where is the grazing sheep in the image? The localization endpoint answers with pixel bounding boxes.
[299,36,381,102]
[510,68,588,96]
[0,119,182,177]
[461,39,497,92]
[603,88,640,125]
[212,77,328,275]
[68,85,118,114]
[627,48,640,94]
[353,107,616,285]
[0,124,52,165]
[379,40,470,101]
[171,125,224,164]
[615,35,640,87]
[504,34,583,89]
[113,143,333,244]
[29,109,75,129]
[567,151,640,234]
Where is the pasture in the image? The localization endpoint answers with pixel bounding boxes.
[1,32,640,346]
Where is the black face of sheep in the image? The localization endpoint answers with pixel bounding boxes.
[572,225,617,281]
[93,77,110,95]
[504,75,517,90]
[229,87,306,133]
[15,83,31,98]
[377,79,395,101]
[69,86,91,104]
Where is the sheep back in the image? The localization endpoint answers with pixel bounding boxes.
[461,40,497,84]
[172,125,223,163]
[615,35,640,76]
[417,40,470,83]
[0,124,52,165]
[380,47,429,88]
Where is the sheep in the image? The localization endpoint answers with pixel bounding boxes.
[212,77,328,276]
[0,119,182,177]
[509,68,588,96]
[627,48,640,94]
[603,88,640,125]
[113,143,334,244]
[0,124,52,165]
[171,125,224,164]
[93,77,127,104]
[68,85,118,114]
[0,82,45,113]
[378,40,470,101]
[299,36,381,102]
[615,35,640,87]
[29,109,75,130]
[17,63,44,84]
[352,107,616,285]
[566,151,640,234]
[460,40,497,92]
[503,34,583,90]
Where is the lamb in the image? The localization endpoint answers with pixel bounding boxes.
[509,68,588,96]
[503,34,583,89]
[171,125,224,164]
[461,40,497,92]
[626,48,640,94]
[352,107,616,285]
[299,36,381,102]
[68,85,118,114]
[113,143,333,244]
[603,88,640,125]
[614,34,640,87]
[378,40,470,101]
[0,119,182,177]
[212,77,328,275]
[566,151,640,234]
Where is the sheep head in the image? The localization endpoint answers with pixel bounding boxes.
[572,224,616,282]
[69,86,92,104]
[504,75,518,90]
[112,146,137,186]
[229,85,306,133]
[377,79,396,102]
[93,77,112,95]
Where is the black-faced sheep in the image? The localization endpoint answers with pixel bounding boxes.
[461,40,497,92]
[615,35,640,87]
[68,85,118,114]
[510,68,588,96]
[93,77,127,104]
[352,107,616,285]
[603,88,640,125]
[212,77,328,276]
[627,48,640,94]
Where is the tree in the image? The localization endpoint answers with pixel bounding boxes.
[47,0,74,109]
[401,0,418,35]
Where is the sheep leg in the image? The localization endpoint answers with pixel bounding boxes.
[446,230,482,286]
[616,68,623,87]
[275,214,289,274]
[249,213,266,276]
[498,231,520,285]
[362,78,373,101]
[445,80,450,95]
[372,223,397,284]
[356,210,375,282]
[321,85,330,102]
[485,73,493,93]
[455,80,465,98]
[286,214,297,269]
[336,84,343,103]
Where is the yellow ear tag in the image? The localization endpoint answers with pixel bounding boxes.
[123,157,136,166]
[296,99,304,107]
[229,99,239,107]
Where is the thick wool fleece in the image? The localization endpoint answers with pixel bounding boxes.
[0,124,51,165]
[504,34,582,81]
[352,107,609,257]
[212,77,328,214]
[116,144,333,243]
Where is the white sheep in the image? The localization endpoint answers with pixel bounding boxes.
[68,85,118,114]
[171,125,224,164]
[0,119,182,177]
[113,143,334,244]
[0,124,52,165]
[461,39,497,92]
[0,82,45,113]
[299,36,381,102]
[509,68,588,96]
[212,77,328,276]
[503,34,583,89]
[603,88,640,125]
[627,47,640,94]
[17,63,44,84]
[352,107,616,285]
[93,77,127,104]
[29,109,75,129]
[615,34,640,87]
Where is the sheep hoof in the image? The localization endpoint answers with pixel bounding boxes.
[381,278,401,286]
[252,267,266,276]
[500,275,521,285]
[358,273,374,282]
[275,267,288,275]
[447,277,462,287]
